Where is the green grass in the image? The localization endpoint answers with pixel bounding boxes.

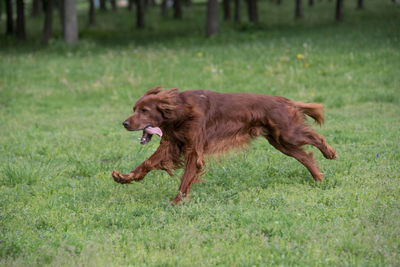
[1,0,400,265]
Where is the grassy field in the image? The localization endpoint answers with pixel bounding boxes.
[1,0,400,265]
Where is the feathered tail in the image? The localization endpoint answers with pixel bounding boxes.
[293,101,324,125]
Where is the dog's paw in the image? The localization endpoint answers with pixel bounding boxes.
[169,192,190,206]
[169,200,179,206]
[169,198,186,206]
[313,172,324,182]
[325,147,338,160]
[112,170,133,184]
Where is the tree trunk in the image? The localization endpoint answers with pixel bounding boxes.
[185,0,192,6]
[173,0,182,19]
[234,0,240,22]
[136,0,144,28]
[295,0,303,19]
[31,0,42,17]
[206,0,218,37]
[393,0,398,4]
[5,0,13,35]
[16,0,26,40]
[277,0,282,5]
[89,0,96,25]
[357,0,363,9]
[247,0,258,23]
[223,0,231,20]
[128,0,134,10]
[161,0,167,16]
[309,0,314,6]
[111,0,117,10]
[59,0,65,37]
[42,0,53,44]
[64,0,78,44]
[335,0,343,21]
[100,0,106,10]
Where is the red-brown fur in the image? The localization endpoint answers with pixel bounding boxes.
[112,87,337,204]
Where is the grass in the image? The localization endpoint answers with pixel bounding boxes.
[1,0,400,265]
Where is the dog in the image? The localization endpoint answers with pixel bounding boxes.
[112,86,337,204]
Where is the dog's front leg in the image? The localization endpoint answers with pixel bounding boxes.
[112,141,173,184]
[112,161,149,184]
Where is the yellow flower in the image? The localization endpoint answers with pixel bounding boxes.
[297,54,304,59]
[310,92,315,97]
[197,52,203,57]
[93,82,99,88]
[305,63,310,68]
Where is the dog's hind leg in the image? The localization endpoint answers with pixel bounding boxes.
[299,127,337,160]
[171,149,205,205]
[264,135,324,181]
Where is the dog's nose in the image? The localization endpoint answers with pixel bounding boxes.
[122,121,129,128]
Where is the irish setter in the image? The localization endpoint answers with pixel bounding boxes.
[112,86,337,204]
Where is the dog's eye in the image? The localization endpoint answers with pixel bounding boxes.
[141,109,148,113]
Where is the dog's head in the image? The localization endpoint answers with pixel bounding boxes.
[122,86,179,144]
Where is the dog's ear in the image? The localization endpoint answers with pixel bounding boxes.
[144,85,163,96]
[156,88,179,119]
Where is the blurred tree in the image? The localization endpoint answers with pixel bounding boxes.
[89,0,96,25]
[357,0,363,9]
[295,0,303,19]
[16,0,26,40]
[223,0,231,20]
[309,0,314,6]
[247,0,258,23]
[144,0,155,10]
[136,0,145,28]
[5,0,13,35]
[111,0,117,10]
[206,0,218,36]
[64,0,78,43]
[100,0,107,10]
[42,0,53,44]
[174,0,182,19]
[128,0,134,10]
[59,0,65,36]
[161,0,167,16]
[234,0,240,22]
[335,0,343,20]
[31,0,42,17]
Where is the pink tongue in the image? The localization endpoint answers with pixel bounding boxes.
[145,127,163,137]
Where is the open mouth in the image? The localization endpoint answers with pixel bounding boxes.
[140,126,163,145]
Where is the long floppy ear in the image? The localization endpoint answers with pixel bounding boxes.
[156,88,179,119]
[144,85,163,96]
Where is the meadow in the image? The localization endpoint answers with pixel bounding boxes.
[1,0,400,265]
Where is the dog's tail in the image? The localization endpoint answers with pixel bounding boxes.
[293,101,324,125]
